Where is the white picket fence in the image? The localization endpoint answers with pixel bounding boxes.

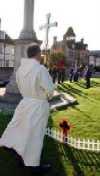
[46,127,100,152]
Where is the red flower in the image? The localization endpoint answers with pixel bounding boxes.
[59,119,71,136]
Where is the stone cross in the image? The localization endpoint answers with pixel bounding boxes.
[40,13,58,50]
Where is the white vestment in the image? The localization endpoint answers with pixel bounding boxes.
[0,58,55,166]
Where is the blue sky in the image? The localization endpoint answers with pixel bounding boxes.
[0,0,100,50]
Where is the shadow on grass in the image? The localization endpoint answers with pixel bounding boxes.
[41,137,67,176]
[58,83,87,99]
[41,114,67,176]
[62,144,100,176]
[76,79,100,89]
[75,81,87,89]
[91,80,100,87]
[59,82,98,105]
[0,112,12,137]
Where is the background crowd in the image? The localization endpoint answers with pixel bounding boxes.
[47,57,93,89]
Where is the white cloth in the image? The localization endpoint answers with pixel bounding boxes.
[0,58,55,166]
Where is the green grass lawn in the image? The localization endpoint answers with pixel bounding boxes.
[0,136,100,176]
[0,78,100,175]
[48,78,100,140]
[42,137,100,176]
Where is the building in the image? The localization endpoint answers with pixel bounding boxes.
[0,30,15,81]
[89,50,100,67]
[0,30,15,67]
[51,27,89,70]
[75,39,89,67]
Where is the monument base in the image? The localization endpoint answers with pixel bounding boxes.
[0,38,42,106]
[0,92,21,105]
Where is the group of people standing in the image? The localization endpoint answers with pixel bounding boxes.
[69,65,92,88]
[49,58,65,84]
[49,58,93,89]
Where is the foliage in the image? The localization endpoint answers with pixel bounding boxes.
[50,52,65,64]
[0,112,12,137]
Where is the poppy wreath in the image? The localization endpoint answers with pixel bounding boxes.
[59,120,71,137]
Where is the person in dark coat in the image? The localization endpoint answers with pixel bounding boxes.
[52,64,58,83]
[73,69,79,82]
[85,66,92,88]
[69,68,74,82]
[57,59,65,84]
[73,67,81,82]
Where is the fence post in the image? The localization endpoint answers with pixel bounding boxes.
[77,138,81,149]
[48,127,51,137]
[83,139,85,150]
[60,131,64,143]
[92,139,95,151]
[97,140,100,151]
[87,139,90,150]
[74,138,76,148]
[53,129,56,139]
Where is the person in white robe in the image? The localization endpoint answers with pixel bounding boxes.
[0,44,55,169]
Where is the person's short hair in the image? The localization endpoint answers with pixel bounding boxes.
[27,44,41,58]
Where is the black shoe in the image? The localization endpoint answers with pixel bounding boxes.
[28,164,51,174]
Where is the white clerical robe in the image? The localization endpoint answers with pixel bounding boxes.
[0,58,55,166]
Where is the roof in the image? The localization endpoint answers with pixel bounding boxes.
[75,41,87,50]
[64,27,76,38]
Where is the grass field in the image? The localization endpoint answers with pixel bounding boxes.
[48,78,100,140]
[0,136,100,176]
[0,78,100,175]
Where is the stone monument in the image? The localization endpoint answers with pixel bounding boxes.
[0,1,77,112]
[2,0,41,103]
[19,0,36,40]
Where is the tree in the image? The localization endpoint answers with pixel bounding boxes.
[50,52,65,65]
